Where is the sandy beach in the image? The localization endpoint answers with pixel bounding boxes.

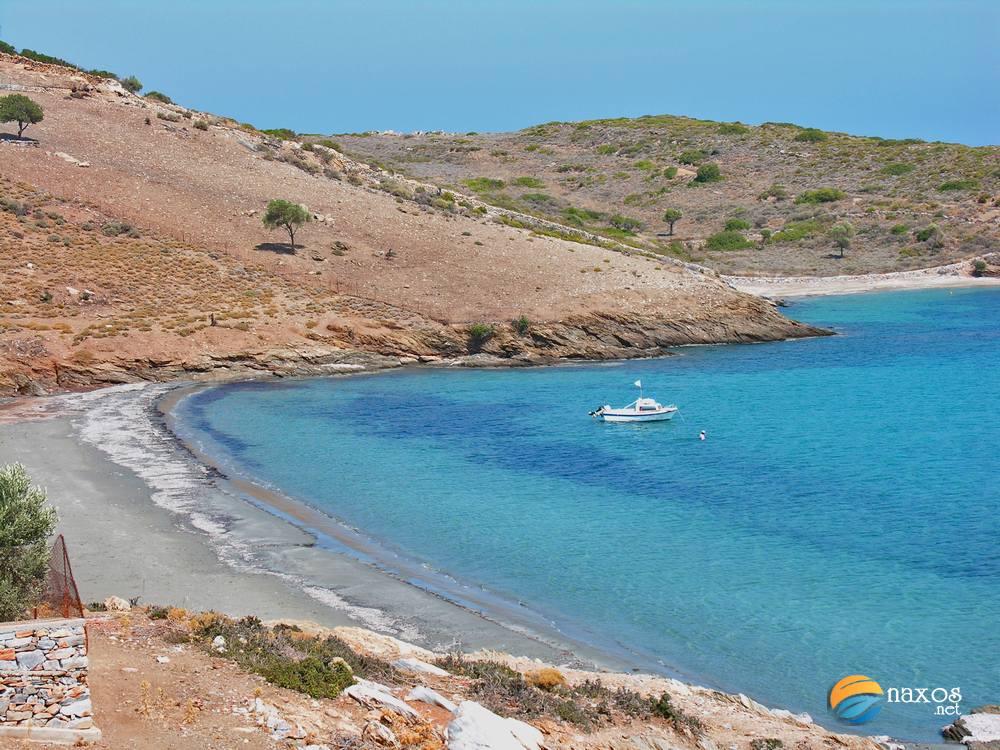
[723,257,1000,298]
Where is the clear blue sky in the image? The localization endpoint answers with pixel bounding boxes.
[3,1,998,145]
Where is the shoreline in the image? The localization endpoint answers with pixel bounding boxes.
[723,258,1000,298]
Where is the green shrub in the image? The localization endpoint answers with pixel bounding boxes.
[938,179,978,191]
[705,230,753,251]
[260,656,354,699]
[693,163,722,183]
[468,323,495,350]
[750,740,784,750]
[650,692,704,735]
[156,111,181,122]
[794,128,827,142]
[725,218,751,231]
[914,224,939,242]
[678,149,705,165]
[145,90,172,104]
[718,122,749,135]
[19,48,77,68]
[608,214,644,233]
[120,75,142,94]
[512,176,544,188]
[513,315,530,335]
[0,40,16,55]
[633,159,656,171]
[464,177,505,193]
[880,162,914,176]
[147,605,170,619]
[101,220,138,237]
[758,183,789,201]
[663,166,678,179]
[0,464,58,621]
[890,223,908,235]
[262,127,296,140]
[770,219,825,243]
[972,260,988,276]
[193,119,209,131]
[794,187,845,204]
[562,206,603,226]
[595,144,617,155]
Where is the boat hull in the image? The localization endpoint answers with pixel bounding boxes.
[599,409,676,423]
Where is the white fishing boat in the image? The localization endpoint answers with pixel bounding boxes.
[589,380,678,422]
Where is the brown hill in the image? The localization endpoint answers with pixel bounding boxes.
[0,53,823,395]
[332,117,1000,277]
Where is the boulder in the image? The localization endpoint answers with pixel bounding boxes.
[104,596,132,612]
[407,686,457,712]
[445,701,542,750]
[343,680,419,719]
[392,658,450,677]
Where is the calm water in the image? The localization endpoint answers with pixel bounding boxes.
[173,288,1000,741]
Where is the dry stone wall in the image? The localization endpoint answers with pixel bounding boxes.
[0,617,96,736]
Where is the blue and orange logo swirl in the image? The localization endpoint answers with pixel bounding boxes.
[829,675,884,724]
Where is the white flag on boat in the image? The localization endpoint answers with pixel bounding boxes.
[634,380,642,388]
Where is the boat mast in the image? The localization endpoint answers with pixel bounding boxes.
[635,379,642,400]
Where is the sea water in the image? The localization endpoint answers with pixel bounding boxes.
[173,288,1000,741]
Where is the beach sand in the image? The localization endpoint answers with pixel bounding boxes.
[0,383,624,670]
[723,259,1000,298]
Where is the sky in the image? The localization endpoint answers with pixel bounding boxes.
[2,1,998,145]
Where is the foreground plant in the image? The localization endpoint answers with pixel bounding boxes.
[0,463,58,621]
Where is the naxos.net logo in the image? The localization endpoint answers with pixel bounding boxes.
[829,675,885,724]
[829,675,963,725]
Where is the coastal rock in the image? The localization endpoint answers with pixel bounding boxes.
[943,708,1000,744]
[407,686,457,712]
[445,701,542,750]
[344,680,419,719]
[392,658,450,677]
[363,720,399,747]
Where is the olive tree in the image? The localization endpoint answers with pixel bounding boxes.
[0,464,58,621]
[662,208,682,235]
[0,94,44,139]
[830,221,854,259]
[262,199,311,251]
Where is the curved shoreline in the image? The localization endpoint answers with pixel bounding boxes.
[157,376,709,681]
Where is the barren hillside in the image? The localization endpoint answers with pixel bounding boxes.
[332,116,1000,276]
[0,52,824,395]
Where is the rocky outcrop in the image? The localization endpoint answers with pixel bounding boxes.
[943,706,1000,746]
[0,299,829,397]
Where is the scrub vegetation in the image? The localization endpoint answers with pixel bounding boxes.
[332,114,1000,276]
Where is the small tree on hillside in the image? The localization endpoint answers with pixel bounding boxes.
[0,94,44,139]
[663,208,682,235]
[830,221,854,259]
[0,464,58,621]
[263,199,311,251]
[120,75,143,94]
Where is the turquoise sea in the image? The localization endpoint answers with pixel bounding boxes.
[173,288,1000,741]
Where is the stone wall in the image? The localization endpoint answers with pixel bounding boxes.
[0,617,99,741]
